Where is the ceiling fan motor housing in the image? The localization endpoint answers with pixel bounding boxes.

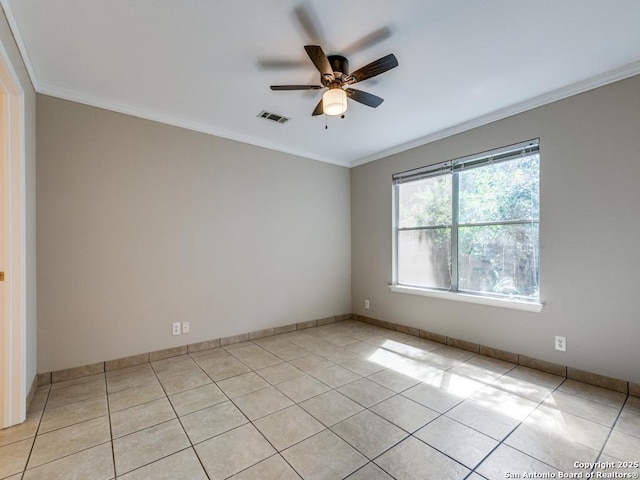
[325,55,349,84]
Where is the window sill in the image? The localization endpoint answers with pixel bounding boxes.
[388,285,543,313]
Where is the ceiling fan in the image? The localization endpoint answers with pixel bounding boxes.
[270,45,398,117]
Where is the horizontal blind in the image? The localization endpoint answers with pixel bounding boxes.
[393,139,539,185]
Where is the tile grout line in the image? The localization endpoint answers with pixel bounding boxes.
[18,384,52,478]
[104,372,117,480]
[469,376,575,477]
[148,357,213,480]
[588,393,630,476]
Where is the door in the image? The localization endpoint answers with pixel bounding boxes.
[0,48,26,428]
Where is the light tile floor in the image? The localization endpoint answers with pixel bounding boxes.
[2,320,639,479]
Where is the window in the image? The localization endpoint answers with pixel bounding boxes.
[392,140,540,305]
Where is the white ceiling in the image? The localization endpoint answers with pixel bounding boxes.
[3,1,640,167]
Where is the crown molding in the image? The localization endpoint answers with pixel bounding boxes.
[350,59,640,168]
[0,0,39,91]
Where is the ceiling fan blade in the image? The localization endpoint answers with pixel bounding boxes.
[258,59,310,70]
[342,26,393,56]
[271,85,323,90]
[304,45,334,81]
[346,53,398,84]
[293,4,325,45]
[346,88,384,108]
[312,98,324,116]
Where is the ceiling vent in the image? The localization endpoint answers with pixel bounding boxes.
[258,110,289,124]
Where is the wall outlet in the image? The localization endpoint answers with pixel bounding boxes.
[182,321,190,334]
[172,322,181,336]
[364,299,370,310]
[555,335,566,352]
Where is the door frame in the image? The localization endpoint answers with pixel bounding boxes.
[0,40,26,428]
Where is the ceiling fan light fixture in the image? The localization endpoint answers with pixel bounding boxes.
[322,87,348,116]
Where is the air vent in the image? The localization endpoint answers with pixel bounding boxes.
[258,110,289,124]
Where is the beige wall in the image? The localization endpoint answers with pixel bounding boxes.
[351,74,640,383]
[37,95,351,372]
[0,9,37,403]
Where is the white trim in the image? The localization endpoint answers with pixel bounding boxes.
[0,39,27,428]
[350,59,640,167]
[389,285,543,313]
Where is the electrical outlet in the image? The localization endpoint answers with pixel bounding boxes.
[182,322,190,334]
[172,322,181,336]
[364,299,370,310]
[555,335,566,352]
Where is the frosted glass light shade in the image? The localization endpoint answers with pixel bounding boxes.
[322,88,348,115]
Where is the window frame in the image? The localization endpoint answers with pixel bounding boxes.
[391,140,543,312]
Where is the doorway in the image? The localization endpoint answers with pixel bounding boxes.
[0,42,26,429]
